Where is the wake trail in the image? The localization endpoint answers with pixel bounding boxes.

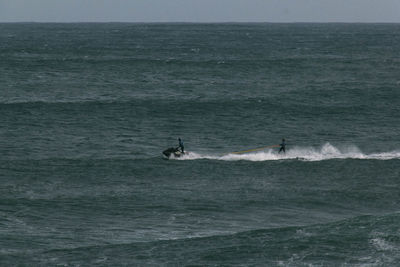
[173,143,400,162]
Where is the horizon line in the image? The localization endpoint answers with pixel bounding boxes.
[1,21,400,24]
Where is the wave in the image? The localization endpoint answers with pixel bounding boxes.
[0,98,131,105]
[174,143,400,162]
[26,213,400,266]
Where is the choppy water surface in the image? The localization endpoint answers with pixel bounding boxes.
[1,23,400,266]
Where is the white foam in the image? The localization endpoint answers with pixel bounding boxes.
[174,143,400,162]
[370,237,396,251]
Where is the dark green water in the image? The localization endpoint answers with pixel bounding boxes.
[1,23,400,266]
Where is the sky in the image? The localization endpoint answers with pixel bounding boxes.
[0,0,400,23]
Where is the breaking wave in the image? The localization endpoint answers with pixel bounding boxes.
[175,143,400,162]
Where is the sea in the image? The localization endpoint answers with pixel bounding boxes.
[0,23,399,266]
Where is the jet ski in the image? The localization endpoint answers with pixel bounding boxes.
[162,147,186,159]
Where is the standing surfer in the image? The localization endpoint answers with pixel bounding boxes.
[178,138,184,153]
[279,138,286,153]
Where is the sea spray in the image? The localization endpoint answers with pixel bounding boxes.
[175,143,400,161]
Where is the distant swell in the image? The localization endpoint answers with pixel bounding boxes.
[174,143,400,162]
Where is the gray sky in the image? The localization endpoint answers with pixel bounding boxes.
[1,0,400,23]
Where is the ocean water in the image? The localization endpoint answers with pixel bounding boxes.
[0,23,400,266]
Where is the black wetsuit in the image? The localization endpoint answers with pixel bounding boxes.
[279,141,286,153]
[179,139,184,153]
